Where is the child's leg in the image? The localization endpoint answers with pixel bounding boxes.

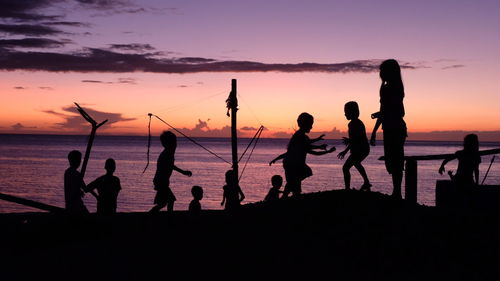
[343,157,355,190]
[167,200,174,212]
[354,162,370,185]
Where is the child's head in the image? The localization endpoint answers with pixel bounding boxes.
[464,134,479,152]
[271,175,283,188]
[67,150,82,168]
[297,112,314,133]
[380,59,402,84]
[104,158,116,174]
[191,185,203,201]
[225,170,237,186]
[160,131,177,149]
[344,101,360,120]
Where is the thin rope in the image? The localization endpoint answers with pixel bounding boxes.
[142,113,153,174]
[238,125,264,163]
[237,92,263,126]
[481,155,496,185]
[239,126,264,181]
[152,114,231,165]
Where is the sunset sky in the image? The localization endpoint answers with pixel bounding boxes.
[1,0,499,140]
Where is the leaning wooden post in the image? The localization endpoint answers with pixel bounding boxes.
[230,79,239,180]
[405,158,417,204]
[75,103,107,198]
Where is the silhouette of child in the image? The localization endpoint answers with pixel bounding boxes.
[269,112,336,197]
[221,170,245,210]
[337,102,372,191]
[265,175,283,202]
[189,185,203,213]
[370,59,407,199]
[150,131,192,212]
[64,150,89,214]
[439,134,481,186]
[86,158,121,215]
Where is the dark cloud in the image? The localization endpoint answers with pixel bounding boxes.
[81,78,136,84]
[82,80,107,83]
[12,123,37,130]
[0,47,422,74]
[117,77,136,84]
[13,86,25,90]
[109,43,155,52]
[177,57,217,63]
[0,38,68,48]
[0,23,63,36]
[0,0,59,21]
[240,126,259,131]
[43,21,90,27]
[442,64,465,70]
[43,104,136,131]
[39,86,53,90]
[177,85,188,88]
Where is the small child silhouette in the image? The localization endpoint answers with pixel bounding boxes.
[64,150,88,214]
[86,158,121,215]
[150,131,192,212]
[221,170,245,211]
[265,175,283,202]
[337,102,372,191]
[269,112,335,197]
[189,185,203,213]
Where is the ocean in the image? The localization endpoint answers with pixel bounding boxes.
[1,134,499,213]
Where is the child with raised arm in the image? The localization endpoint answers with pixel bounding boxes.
[64,150,89,214]
[221,170,245,211]
[86,158,121,215]
[150,131,192,212]
[337,102,372,191]
[269,112,336,197]
[439,134,481,186]
[265,175,283,202]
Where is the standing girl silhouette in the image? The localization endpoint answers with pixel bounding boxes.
[370,59,407,199]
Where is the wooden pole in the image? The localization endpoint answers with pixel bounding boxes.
[405,159,418,204]
[230,79,239,180]
[74,103,107,198]
[0,192,64,213]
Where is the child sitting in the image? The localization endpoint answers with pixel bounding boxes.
[189,185,203,213]
[265,175,283,202]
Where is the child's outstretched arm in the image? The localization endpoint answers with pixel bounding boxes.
[269,153,286,166]
[310,134,325,143]
[173,165,192,177]
[309,146,336,156]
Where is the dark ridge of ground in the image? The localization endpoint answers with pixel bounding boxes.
[2,190,500,281]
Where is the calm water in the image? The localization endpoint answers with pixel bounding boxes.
[1,134,499,213]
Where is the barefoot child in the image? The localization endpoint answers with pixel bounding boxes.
[150,131,192,212]
[264,175,283,202]
[269,112,336,197]
[337,102,372,191]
